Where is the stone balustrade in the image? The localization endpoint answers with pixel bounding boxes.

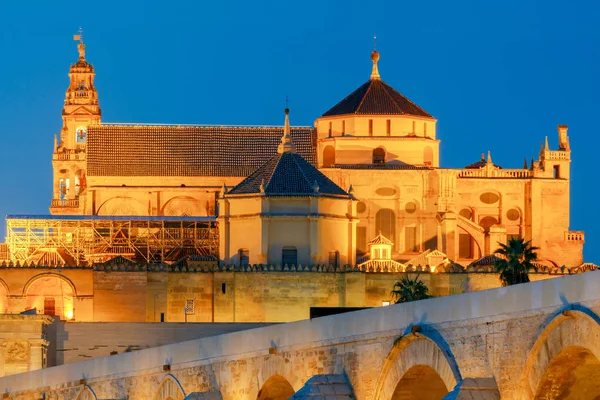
[457,168,533,178]
[51,199,80,208]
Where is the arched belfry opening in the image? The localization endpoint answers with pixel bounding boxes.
[373,147,386,164]
[534,346,600,399]
[257,375,295,400]
[322,145,335,167]
[391,365,448,399]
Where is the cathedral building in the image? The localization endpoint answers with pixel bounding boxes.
[0,37,590,324]
[47,38,583,268]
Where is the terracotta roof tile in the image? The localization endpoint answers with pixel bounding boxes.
[227,152,349,197]
[87,125,316,177]
[322,79,432,117]
[368,233,393,245]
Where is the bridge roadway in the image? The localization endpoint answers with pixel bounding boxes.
[0,270,599,399]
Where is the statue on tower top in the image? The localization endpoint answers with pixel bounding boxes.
[73,28,85,60]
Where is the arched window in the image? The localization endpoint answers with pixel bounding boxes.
[238,248,249,266]
[323,146,335,167]
[479,216,498,230]
[373,148,386,165]
[423,146,433,166]
[25,275,75,320]
[459,208,473,220]
[375,209,396,245]
[282,246,297,266]
[459,232,473,259]
[328,251,339,268]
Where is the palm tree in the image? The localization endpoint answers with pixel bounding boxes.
[494,237,539,286]
[391,273,432,303]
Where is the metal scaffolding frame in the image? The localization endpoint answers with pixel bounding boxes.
[5,215,219,265]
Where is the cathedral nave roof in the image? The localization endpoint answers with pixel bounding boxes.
[87,125,316,177]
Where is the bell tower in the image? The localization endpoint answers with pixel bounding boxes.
[50,31,101,214]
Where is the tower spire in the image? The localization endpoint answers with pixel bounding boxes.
[544,136,549,151]
[370,36,381,80]
[278,107,296,154]
[487,150,492,165]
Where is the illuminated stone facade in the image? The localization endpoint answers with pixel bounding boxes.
[46,40,584,269]
[0,37,591,326]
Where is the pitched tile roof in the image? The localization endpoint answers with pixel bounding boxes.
[322,79,432,117]
[87,125,315,177]
[368,233,393,246]
[469,255,502,267]
[226,152,349,197]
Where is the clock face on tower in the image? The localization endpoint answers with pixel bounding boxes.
[76,126,87,143]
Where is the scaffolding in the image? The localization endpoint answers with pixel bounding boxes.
[5,215,219,265]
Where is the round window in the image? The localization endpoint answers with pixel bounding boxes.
[459,209,472,219]
[507,209,520,221]
[405,202,417,213]
[357,202,367,214]
[480,192,499,204]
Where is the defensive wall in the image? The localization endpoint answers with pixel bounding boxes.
[0,270,598,399]
[0,261,587,323]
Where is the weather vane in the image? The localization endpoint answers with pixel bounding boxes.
[73,27,84,43]
[285,96,289,109]
[374,35,377,50]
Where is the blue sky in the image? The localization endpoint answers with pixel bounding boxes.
[0,1,598,262]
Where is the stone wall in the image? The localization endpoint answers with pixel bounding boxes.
[0,266,588,323]
[0,315,53,377]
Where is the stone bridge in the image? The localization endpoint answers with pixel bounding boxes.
[1,271,599,399]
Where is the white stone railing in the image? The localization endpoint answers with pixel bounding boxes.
[357,259,406,273]
[458,169,533,178]
[51,199,80,208]
[53,151,84,161]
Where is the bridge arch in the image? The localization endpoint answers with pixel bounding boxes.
[256,374,295,400]
[521,309,600,399]
[374,333,460,400]
[154,374,186,400]
[75,385,97,400]
[253,355,303,399]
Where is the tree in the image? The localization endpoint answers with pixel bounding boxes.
[494,237,539,286]
[391,273,432,304]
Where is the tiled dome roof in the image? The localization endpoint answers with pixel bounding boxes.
[226,152,349,198]
[322,79,432,118]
